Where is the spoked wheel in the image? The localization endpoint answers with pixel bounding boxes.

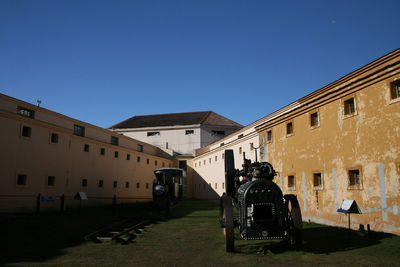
[220,193,235,252]
[284,194,303,250]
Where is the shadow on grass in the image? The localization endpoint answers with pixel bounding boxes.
[0,198,217,265]
[234,223,395,255]
[301,223,394,254]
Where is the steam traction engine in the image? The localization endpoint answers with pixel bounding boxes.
[152,168,184,209]
[220,150,302,252]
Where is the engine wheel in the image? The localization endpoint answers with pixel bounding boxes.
[284,194,303,250]
[224,149,235,197]
[220,194,235,252]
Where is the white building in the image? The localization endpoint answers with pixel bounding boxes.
[109,111,243,156]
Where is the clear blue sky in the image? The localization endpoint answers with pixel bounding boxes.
[1,0,399,128]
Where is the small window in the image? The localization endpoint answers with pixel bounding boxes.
[114,151,119,158]
[348,169,361,187]
[313,173,322,189]
[125,182,130,188]
[17,174,27,186]
[220,142,225,147]
[98,180,104,188]
[146,159,150,165]
[162,162,165,167]
[390,80,400,99]
[137,156,141,162]
[215,156,217,162]
[17,106,35,118]
[222,182,225,190]
[238,134,244,139]
[155,160,158,166]
[147,132,160,136]
[215,183,217,189]
[250,143,254,151]
[286,122,294,135]
[266,130,272,142]
[22,126,31,137]
[84,144,89,152]
[222,153,224,159]
[199,161,201,167]
[310,112,319,127]
[50,133,59,144]
[195,163,197,167]
[203,160,206,165]
[137,144,143,152]
[111,136,119,146]
[136,182,140,189]
[47,176,55,186]
[239,147,242,155]
[185,130,194,135]
[146,183,149,189]
[344,98,356,115]
[113,181,118,188]
[74,125,85,137]
[209,158,211,164]
[82,179,87,187]
[127,154,130,160]
[288,175,295,190]
[100,148,105,155]
[212,130,225,136]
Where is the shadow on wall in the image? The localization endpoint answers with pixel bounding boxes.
[0,194,152,213]
[186,166,220,200]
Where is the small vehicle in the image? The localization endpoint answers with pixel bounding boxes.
[152,168,184,209]
[220,150,302,252]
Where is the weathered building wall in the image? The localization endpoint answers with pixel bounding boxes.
[0,94,173,212]
[256,51,400,234]
[189,49,400,235]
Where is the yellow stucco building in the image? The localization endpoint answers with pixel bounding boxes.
[189,49,400,235]
[0,94,174,212]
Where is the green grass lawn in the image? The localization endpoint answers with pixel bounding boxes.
[1,199,399,266]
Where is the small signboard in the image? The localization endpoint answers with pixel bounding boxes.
[337,200,362,230]
[74,192,88,200]
[337,200,361,214]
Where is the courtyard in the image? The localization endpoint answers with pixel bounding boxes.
[1,199,399,266]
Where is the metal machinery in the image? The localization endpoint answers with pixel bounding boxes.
[152,168,185,209]
[220,150,302,252]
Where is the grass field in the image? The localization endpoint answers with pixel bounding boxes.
[1,199,399,266]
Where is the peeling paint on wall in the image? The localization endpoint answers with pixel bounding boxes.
[379,163,388,221]
[333,168,338,213]
[302,171,307,211]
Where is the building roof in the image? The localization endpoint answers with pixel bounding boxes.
[109,111,243,129]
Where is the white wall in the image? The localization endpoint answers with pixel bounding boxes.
[118,125,201,155]
[188,129,260,199]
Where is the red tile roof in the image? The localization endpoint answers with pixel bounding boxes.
[109,111,243,129]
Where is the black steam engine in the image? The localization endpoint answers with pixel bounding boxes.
[220,150,302,252]
[152,168,184,209]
